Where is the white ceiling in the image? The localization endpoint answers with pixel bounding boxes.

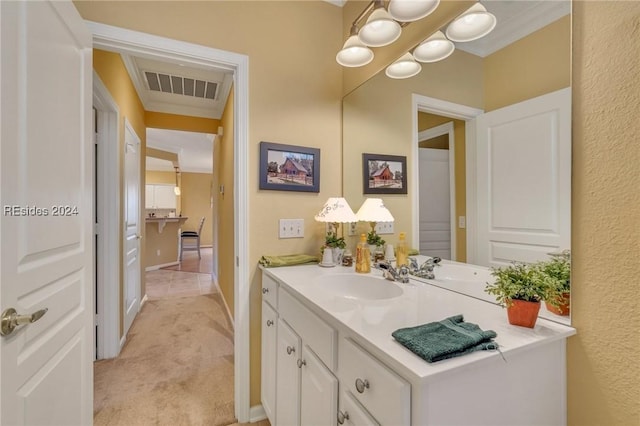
[146,157,175,172]
[146,128,215,174]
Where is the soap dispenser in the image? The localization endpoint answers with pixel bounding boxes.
[355,233,371,273]
[396,232,409,267]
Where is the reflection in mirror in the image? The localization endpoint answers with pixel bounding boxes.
[342,1,571,325]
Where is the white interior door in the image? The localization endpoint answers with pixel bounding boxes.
[419,148,452,259]
[474,88,571,267]
[123,120,141,337]
[0,1,93,424]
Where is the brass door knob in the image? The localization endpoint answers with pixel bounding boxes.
[1,307,48,337]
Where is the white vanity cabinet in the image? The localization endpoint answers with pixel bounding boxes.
[261,272,339,426]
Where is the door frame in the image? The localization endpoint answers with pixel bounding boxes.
[93,72,121,359]
[411,94,483,261]
[417,121,456,261]
[87,22,252,422]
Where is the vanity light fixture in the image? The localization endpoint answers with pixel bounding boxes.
[388,0,440,23]
[314,197,358,236]
[356,198,395,239]
[385,52,422,79]
[358,0,402,47]
[445,2,497,43]
[413,30,455,63]
[336,24,374,67]
[173,166,181,196]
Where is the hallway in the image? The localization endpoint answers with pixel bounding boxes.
[94,264,235,425]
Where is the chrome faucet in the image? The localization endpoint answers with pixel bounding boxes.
[408,257,441,280]
[374,261,410,284]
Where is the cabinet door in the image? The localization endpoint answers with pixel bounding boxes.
[145,184,155,208]
[261,301,278,424]
[154,184,177,209]
[340,391,379,426]
[276,319,301,426]
[300,345,338,426]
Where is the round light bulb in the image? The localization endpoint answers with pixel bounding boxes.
[388,0,440,22]
[413,31,455,63]
[445,3,497,42]
[336,35,374,67]
[358,7,402,47]
[385,53,422,79]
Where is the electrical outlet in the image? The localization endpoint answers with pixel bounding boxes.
[375,222,394,235]
[156,249,161,256]
[348,222,358,236]
[279,219,304,238]
[458,216,466,229]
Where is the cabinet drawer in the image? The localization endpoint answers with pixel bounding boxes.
[261,273,278,308]
[339,338,410,425]
[279,287,337,371]
[340,391,379,426]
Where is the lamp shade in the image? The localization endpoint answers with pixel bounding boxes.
[315,197,358,223]
[385,52,422,79]
[356,198,394,223]
[413,31,455,63]
[445,3,496,42]
[336,35,374,67]
[358,7,402,47]
[388,0,440,22]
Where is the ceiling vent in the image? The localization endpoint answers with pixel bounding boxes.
[144,71,218,100]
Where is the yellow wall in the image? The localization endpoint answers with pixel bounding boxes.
[417,113,467,262]
[93,48,146,337]
[484,15,571,112]
[569,2,640,424]
[180,172,214,247]
[342,50,483,250]
[145,110,220,134]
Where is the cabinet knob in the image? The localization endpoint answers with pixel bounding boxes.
[286,346,295,355]
[337,410,350,425]
[355,378,370,393]
[266,319,274,327]
[262,288,269,294]
[297,358,306,368]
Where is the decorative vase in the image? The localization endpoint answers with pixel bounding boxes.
[545,292,570,316]
[506,299,541,328]
[332,247,344,266]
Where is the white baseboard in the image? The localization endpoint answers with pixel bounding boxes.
[119,335,126,352]
[213,273,235,330]
[145,261,179,271]
[249,405,266,423]
[140,294,149,308]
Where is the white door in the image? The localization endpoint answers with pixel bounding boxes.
[300,345,338,426]
[123,120,141,336]
[419,148,452,259]
[0,1,93,424]
[276,319,301,426]
[474,88,571,267]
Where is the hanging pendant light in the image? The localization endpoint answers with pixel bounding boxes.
[358,0,402,47]
[413,31,455,63]
[174,166,181,196]
[388,0,440,22]
[445,2,497,42]
[336,25,374,67]
[385,52,422,79]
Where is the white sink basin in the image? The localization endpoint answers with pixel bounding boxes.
[315,274,403,300]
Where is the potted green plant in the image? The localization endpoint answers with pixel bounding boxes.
[324,232,346,265]
[485,262,554,328]
[537,256,571,316]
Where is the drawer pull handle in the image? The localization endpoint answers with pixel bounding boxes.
[355,378,370,393]
[337,410,350,424]
[262,288,269,294]
[297,359,306,368]
[286,346,295,355]
[266,319,274,327]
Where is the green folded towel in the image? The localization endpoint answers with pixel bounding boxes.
[408,248,420,256]
[258,254,319,268]
[392,315,498,363]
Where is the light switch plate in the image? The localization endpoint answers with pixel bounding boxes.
[279,219,304,238]
[348,222,358,236]
[458,216,466,229]
[375,222,394,235]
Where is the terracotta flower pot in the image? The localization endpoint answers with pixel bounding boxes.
[545,292,570,316]
[506,299,541,328]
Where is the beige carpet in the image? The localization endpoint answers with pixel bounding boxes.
[94,292,235,426]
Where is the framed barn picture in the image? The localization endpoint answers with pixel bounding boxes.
[362,153,407,194]
[259,141,320,192]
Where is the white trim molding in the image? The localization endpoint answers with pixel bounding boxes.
[412,94,483,262]
[249,405,267,423]
[87,22,251,422]
[144,261,180,272]
[93,72,121,360]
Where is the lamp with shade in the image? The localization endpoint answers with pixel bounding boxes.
[355,198,395,243]
[314,197,358,237]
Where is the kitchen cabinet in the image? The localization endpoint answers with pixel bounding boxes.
[145,184,176,209]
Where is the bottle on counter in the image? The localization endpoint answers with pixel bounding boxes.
[355,233,371,273]
[342,249,353,267]
[396,232,409,267]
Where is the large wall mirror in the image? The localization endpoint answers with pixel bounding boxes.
[343,1,572,324]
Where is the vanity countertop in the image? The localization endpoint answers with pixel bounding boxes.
[262,264,576,382]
